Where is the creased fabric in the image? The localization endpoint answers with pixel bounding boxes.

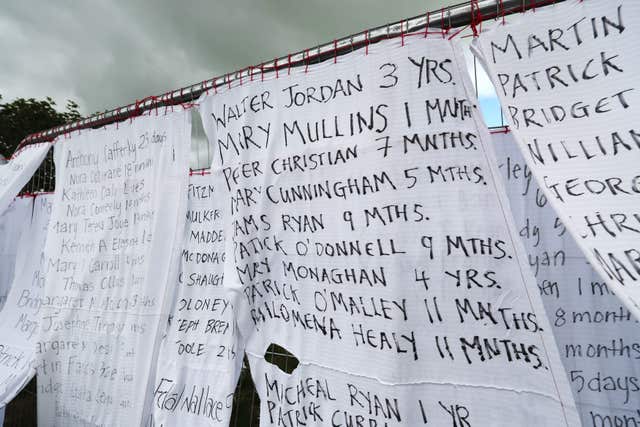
[199,36,579,425]
[0,195,51,407]
[148,173,242,426]
[0,197,32,311]
[36,110,190,426]
[472,0,640,318]
[0,143,51,215]
[494,129,640,425]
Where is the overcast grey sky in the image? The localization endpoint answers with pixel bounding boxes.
[1,0,468,115]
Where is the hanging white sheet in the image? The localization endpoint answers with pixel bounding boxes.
[0,197,32,311]
[148,173,242,426]
[0,142,50,310]
[36,110,190,426]
[0,143,51,215]
[472,0,640,318]
[199,35,580,426]
[0,194,52,406]
[493,128,640,425]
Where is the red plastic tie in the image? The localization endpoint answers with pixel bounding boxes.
[333,40,338,63]
[260,63,265,81]
[490,127,510,134]
[470,0,477,36]
[131,99,139,123]
[287,54,292,75]
[162,91,172,116]
[364,30,370,54]
[424,11,430,38]
[401,20,406,46]
[274,58,279,79]
[498,0,506,25]
[445,8,452,37]
[440,8,445,38]
[304,49,310,73]
[470,0,483,37]
[448,24,469,40]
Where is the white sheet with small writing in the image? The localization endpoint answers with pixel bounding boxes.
[0,195,51,407]
[37,111,190,426]
[149,173,242,426]
[494,129,640,426]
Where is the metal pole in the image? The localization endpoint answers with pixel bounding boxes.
[18,0,564,149]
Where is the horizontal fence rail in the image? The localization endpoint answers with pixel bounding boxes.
[16,0,563,150]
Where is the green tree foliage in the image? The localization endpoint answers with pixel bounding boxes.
[0,94,82,159]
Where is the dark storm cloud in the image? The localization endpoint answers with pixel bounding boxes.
[0,0,459,114]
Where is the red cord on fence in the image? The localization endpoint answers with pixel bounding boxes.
[470,0,482,37]
[424,11,429,38]
[365,30,369,54]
